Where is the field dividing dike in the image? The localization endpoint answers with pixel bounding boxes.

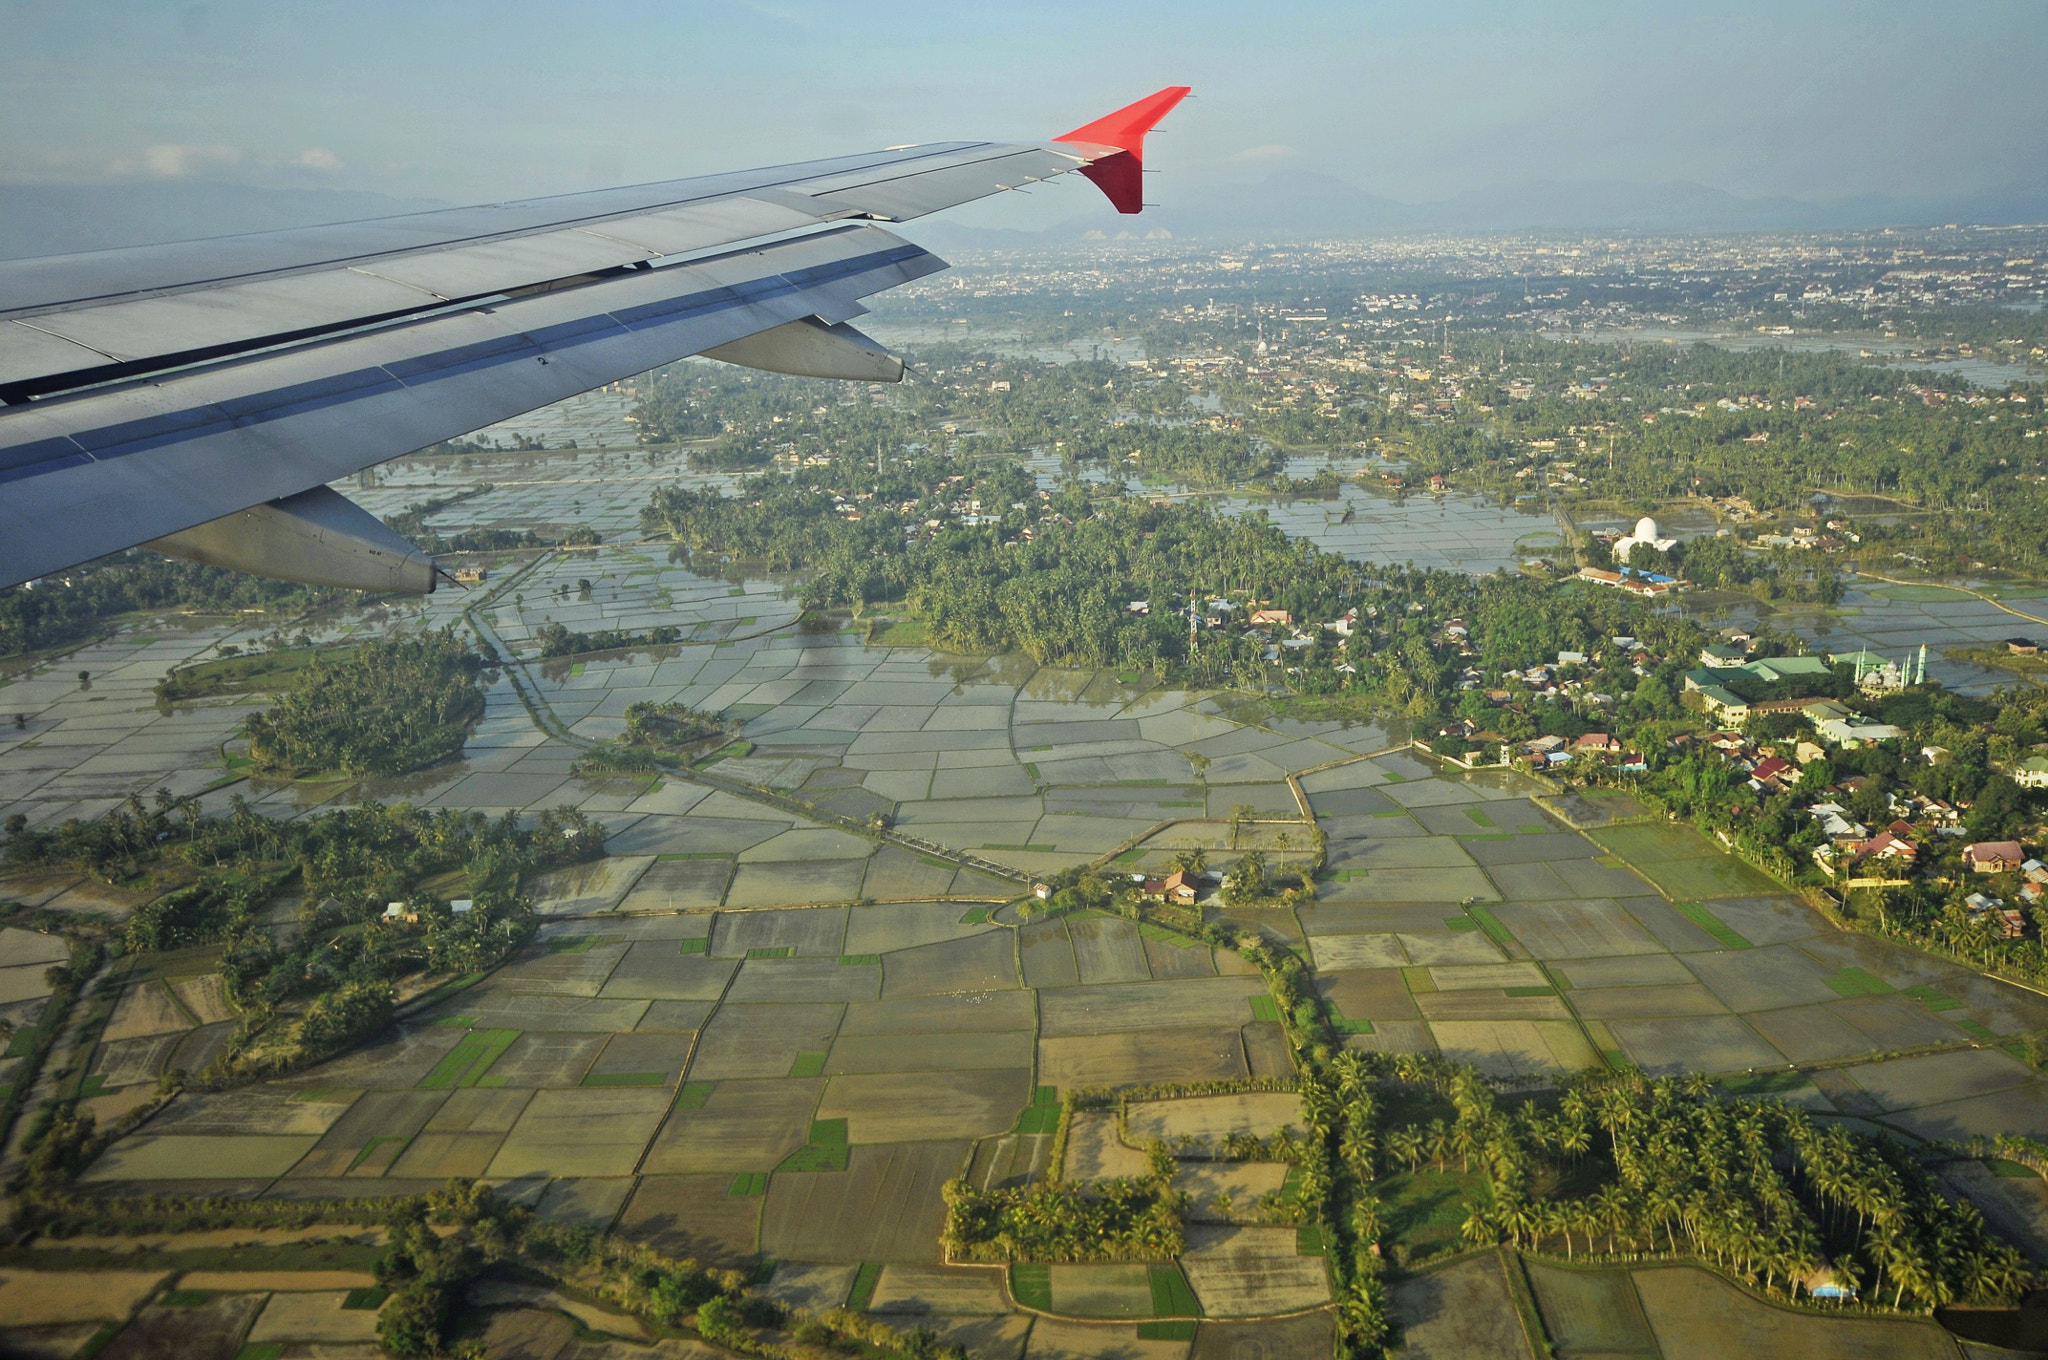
[630,927,754,1179]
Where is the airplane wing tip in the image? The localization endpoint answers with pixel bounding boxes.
[1052,86,1192,214]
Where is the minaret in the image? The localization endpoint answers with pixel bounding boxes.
[1917,643,1928,686]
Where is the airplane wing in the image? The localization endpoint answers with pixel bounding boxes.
[0,87,1189,592]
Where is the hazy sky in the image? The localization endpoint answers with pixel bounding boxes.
[5,0,2045,224]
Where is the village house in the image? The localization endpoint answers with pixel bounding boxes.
[1966,841,2028,874]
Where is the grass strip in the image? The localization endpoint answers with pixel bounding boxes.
[1960,1018,1998,1041]
[1825,967,1893,997]
[417,1028,520,1090]
[1466,906,1514,946]
[848,1262,884,1311]
[1333,1018,1374,1035]
[778,1118,850,1172]
[1671,900,1752,949]
[1400,966,1437,994]
[1138,1322,1198,1341]
[1904,983,1963,1011]
[1147,1264,1202,1317]
[787,1051,827,1078]
[1010,1264,1052,1311]
[1504,986,1556,998]
[1464,808,1496,828]
[1296,1223,1329,1256]
[1111,849,1146,865]
[1248,995,1282,1023]
[957,907,990,925]
[839,954,880,966]
[675,1081,715,1109]
[678,937,708,955]
[341,1287,389,1310]
[347,1136,411,1172]
[1016,1085,1061,1134]
[235,1347,284,1360]
[729,1172,769,1197]
[160,1290,210,1307]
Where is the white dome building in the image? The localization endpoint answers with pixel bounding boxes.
[1612,516,1677,565]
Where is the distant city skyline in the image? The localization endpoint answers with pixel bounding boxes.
[4,0,2045,233]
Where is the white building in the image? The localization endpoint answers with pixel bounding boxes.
[1612,516,1677,565]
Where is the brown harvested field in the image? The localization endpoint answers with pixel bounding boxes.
[293,1024,465,1087]
[588,1032,696,1082]
[845,900,991,953]
[1175,1162,1290,1221]
[482,1031,605,1087]
[1414,992,1572,1021]
[618,857,732,912]
[1483,901,1663,959]
[1046,1262,1152,1316]
[287,1089,448,1178]
[1607,1016,1788,1076]
[1682,945,1839,1013]
[818,1069,1030,1142]
[245,1290,380,1344]
[1396,932,1507,966]
[840,990,1038,1036]
[688,1002,844,1079]
[476,1308,576,1360]
[1242,1023,1294,1079]
[460,992,653,1032]
[1844,1048,2037,1111]
[169,975,234,1025]
[534,1176,637,1228]
[1068,915,1151,985]
[867,1264,1010,1315]
[762,1262,860,1314]
[1144,933,1216,980]
[147,1088,357,1137]
[102,981,189,1041]
[94,1034,182,1088]
[0,1270,170,1325]
[1631,1265,1955,1359]
[1191,1312,1336,1359]
[1388,1252,1533,1360]
[724,957,881,1004]
[1549,955,1695,989]
[859,847,960,901]
[1038,977,1266,1037]
[759,1140,968,1263]
[84,1134,320,1181]
[968,1130,1052,1190]
[1317,968,1418,1021]
[1180,1225,1330,1316]
[426,1086,533,1133]
[1429,963,1548,991]
[881,931,1019,998]
[710,907,850,958]
[1020,918,1081,988]
[485,1087,674,1178]
[723,859,866,909]
[1307,934,1409,970]
[389,1131,503,1179]
[1128,1093,1304,1143]
[487,942,630,996]
[1524,1263,1656,1357]
[595,944,738,1001]
[1026,1318,1189,1360]
[640,1077,824,1173]
[1038,1028,1248,1090]
[635,999,717,1032]
[99,1294,265,1360]
[1828,995,1968,1049]
[824,1031,1036,1075]
[1428,1020,1597,1080]
[1064,1111,1153,1180]
[616,1174,761,1265]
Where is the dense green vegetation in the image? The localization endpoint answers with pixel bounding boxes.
[242,628,488,777]
[0,551,331,659]
[944,1140,1183,1262]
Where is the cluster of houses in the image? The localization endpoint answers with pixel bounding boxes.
[381,898,472,924]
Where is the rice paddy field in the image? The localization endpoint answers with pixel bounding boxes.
[12,447,2048,1356]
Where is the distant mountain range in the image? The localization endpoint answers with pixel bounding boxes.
[4,172,2043,263]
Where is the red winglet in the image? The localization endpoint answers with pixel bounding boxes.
[1052,86,1190,214]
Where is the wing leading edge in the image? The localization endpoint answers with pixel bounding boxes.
[0,88,1190,591]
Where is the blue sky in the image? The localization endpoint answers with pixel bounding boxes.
[5,1,2044,220]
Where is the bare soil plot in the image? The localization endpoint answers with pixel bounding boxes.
[841,990,1039,1036]
[1396,933,1506,966]
[1175,1162,1289,1221]
[488,942,629,996]
[1683,945,1841,1013]
[1047,1263,1153,1317]
[1064,1111,1153,1180]
[1693,895,1822,947]
[725,956,880,1004]
[1143,933,1215,980]
[528,856,653,915]
[1334,867,1501,904]
[1329,837,1478,872]
[1039,1029,1248,1090]
[1039,978,1266,1037]
[617,856,732,912]
[1887,1082,2048,1142]
[1844,1048,2037,1112]
[85,1133,321,1181]
[1485,902,1663,960]
[1616,897,1725,954]
[710,907,849,958]
[1525,1262,1656,1357]
[761,1261,860,1314]
[1190,1311,1336,1359]
[1549,955,1694,989]
[1428,1019,1597,1079]
[1549,857,1658,898]
[1569,985,1729,1019]
[883,931,1019,998]
[588,1032,695,1084]
[0,927,70,969]
[1180,1224,1329,1316]
[1388,1251,1533,1360]
[1242,1023,1293,1079]
[846,901,992,955]
[724,860,868,908]
[861,847,961,901]
[1301,903,1454,934]
[1025,1318,1190,1359]
[591,943,737,1002]
[634,999,716,1033]
[536,1176,637,1227]
[1608,1016,1785,1076]
[1415,992,1571,1022]
[147,1087,355,1137]
[0,1269,169,1324]
[1308,934,1408,970]
[641,1077,824,1173]
[1316,969,1419,1021]
[474,1306,575,1360]
[1830,994,1969,1049]
[462,992,655,1031]
[825,1031,1036,1075]
[1631,1264,1955,1359]
[95,1034,183,1088]
[98,1293,264,1360]
[1127,1094,1302,1143]
[1484,862,1579,902]
[869,1265,1011,1316]
[481,1032,605,1087]
[102,981,190,1041]
[1069,916,1153,985]
[1742,1004,1876,1066]
[969,1131,1053,1190]
[1458,833,1594,867]
[246,1290,380,1343]
[689,1002,843,1079]
[1430,963,1548,991]
[288,1089,447,1177]
[485,1087,673,1178]
[390,1131,504,1178]
[759,1139,966,1263]
[1020,918,1081,988]
[819,1069,1029,1142]
[169,975,234,1025]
